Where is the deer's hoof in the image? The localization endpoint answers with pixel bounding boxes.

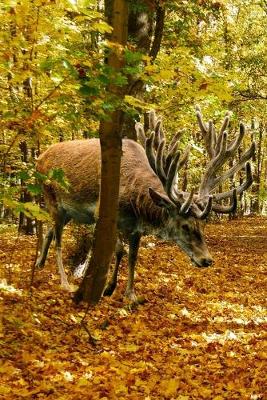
[60,282,76,292]
[125,290,146,306]
[35,260,44,269]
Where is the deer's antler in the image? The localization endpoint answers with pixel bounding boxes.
[136,108,255,218]
[195,106,255,213]
[135,111,202,217]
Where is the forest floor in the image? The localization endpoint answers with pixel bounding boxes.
[0,216,266,400]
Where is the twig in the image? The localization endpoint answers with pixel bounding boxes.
[28,236,39,297]
[5,232,21,284]
[79,304,99,347]
[34,74,71,111]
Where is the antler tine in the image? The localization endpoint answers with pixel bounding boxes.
[196,107,217,159]
[214,163,253,201]
[192,195,213,219]
[178,144,191,170]
[165,142,179,176]
[155,118,163,136]
[196,108,208,134]
[165,130,188,175]
[143,111,186,196]
[208,121,216,158]
[145,132,157,173]
[155,139,167,184]
[135,122,146,148]
[164,143,190,186]
[180,189,195,215]
[211,141,256,191]
[154,119,163,150]
[219,112,230,135]
[149,110,157,130]
[199,131,228,197]
[199,195,213,219]
[165,152,181,204]
[212,188,237,214]
[214,112,230,155]
[226,122,245,156]
[168,130,184,152]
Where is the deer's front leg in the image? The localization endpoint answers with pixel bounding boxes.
[35,227,54,269]
[104,237,125,296]
[125,232,141,303]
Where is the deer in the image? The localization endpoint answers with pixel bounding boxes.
[35,107,255,302]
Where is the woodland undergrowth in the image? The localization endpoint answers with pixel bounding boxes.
[0,217,266,400]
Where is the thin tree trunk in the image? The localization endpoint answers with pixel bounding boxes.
[122,1,165,139]
[75,0,128,304]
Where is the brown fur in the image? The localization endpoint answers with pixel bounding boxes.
[37,138,166,223]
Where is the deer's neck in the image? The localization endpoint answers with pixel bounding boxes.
[120,173,168,234]
[135,191,167,229]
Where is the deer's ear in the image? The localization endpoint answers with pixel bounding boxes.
[149,188,174,209]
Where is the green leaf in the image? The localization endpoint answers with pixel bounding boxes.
[79,85,99,96]
[17,171,31,181]
[113,73,128,86]
[26,184,42,195]
[33,171,48,182]
[124,49,143,65]
[48,168,69,190]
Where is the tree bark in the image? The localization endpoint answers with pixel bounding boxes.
[75,0,128,304]
[121,1,165,139]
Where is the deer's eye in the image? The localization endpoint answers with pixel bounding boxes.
[181,224,190,233]
[193,230,202,241]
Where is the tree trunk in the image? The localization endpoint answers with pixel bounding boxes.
[121,1,165,140]
[18,140,35,234]
[74,0,128,304]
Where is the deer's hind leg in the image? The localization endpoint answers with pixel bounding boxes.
[35,215,71,269]
[125,232,141,303]
[53,213,72,290]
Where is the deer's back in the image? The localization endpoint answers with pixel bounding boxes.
[37,138,161,205]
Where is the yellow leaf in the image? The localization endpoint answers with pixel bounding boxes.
[159,378,179,396]
[158,69,174,80]
[77,377,89,386]
[123,343,139,352]
[198,387,213,397]
[0,386,11,395]
[115,383,128,394]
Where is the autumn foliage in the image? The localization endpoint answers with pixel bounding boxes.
[0,217,266,399]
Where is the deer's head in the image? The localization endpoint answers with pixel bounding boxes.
[149,187,212,267]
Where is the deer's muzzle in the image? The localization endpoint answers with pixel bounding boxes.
[193,256,213,268]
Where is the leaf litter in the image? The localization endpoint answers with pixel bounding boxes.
[0,216,266,399]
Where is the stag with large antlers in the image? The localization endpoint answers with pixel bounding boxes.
[36,108,255,302]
